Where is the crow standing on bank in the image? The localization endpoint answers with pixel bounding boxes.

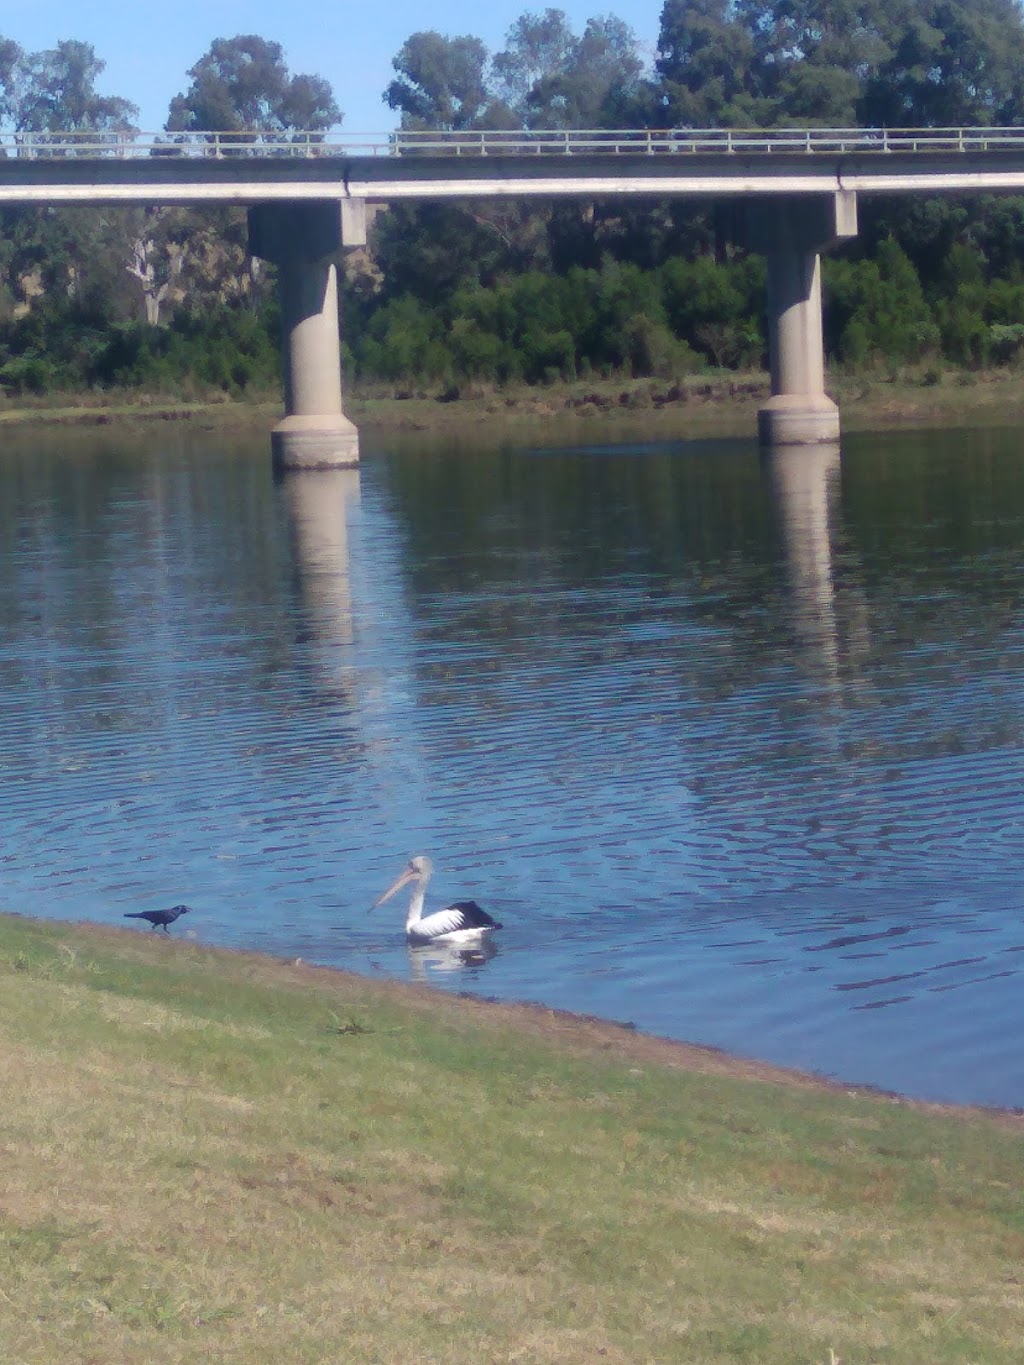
[124,904,192,933]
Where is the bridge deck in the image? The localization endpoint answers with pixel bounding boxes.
[1,128,1024,202]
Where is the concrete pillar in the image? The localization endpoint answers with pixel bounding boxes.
[248,200,367,471]
[745,192,857,447]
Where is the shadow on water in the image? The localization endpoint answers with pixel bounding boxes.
[3,425,1024,1104]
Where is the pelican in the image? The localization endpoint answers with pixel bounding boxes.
[371,856,502,945]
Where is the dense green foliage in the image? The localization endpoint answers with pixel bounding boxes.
[0,306,280,398]
[342,236,1024,388]
[3,9,1024,400]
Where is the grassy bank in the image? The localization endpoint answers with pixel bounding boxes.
[4,366,1024,441]
[2,912,1023,1363]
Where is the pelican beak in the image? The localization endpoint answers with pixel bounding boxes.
[369,864,417,914]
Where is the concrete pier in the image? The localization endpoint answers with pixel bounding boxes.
[248,201,366,471]
[746,192,857,446]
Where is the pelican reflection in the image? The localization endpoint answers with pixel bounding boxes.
[407,936,499,983]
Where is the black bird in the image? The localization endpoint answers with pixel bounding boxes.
[124,904,192,933]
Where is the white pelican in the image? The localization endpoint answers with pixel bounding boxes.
[371,856,502,945]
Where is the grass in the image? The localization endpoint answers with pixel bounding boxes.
[6,365,1024,442]
[1,913,1024,1362]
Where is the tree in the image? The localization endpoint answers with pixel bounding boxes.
[0,37,20,127]
[491,10,577,120]
[860,0,1024,127]
[724,0,1024,129]
[526,16,644,127]
[166,35,340,140]
[8,40,138,135]
[656,0,762,127]
[385,32,505,130]
[491,10,644,128]
[371,202,516,304]
[825,238,940,365]
[126,218,187,326]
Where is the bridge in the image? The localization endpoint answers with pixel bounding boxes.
[3,126,1023,466]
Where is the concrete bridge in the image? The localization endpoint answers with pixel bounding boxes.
[3,126,1024,466]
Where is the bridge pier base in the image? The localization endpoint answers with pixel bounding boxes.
[248,201,365,471]
[746,192,857,447]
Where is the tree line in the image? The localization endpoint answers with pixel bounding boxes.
[2,8,1024,401]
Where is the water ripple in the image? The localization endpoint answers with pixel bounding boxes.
[2,429,1024,1105]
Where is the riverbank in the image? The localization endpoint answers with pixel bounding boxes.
[2,366,1024,440]
[2,911,1023,1363]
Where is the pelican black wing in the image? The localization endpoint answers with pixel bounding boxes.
[450,900,503,930]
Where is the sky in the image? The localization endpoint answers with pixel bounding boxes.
[2,1,661,134]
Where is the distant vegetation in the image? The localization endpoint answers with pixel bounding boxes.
[3,8,1024,402]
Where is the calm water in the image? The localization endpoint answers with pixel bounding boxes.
[2,420,1024,1106]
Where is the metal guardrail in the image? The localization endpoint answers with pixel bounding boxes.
[3,127,1024,159]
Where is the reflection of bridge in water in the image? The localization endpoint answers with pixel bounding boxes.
[5,126,1024,466]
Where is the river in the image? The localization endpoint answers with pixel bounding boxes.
[2,418,1024,1107]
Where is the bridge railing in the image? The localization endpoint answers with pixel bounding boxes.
[384,127,1024,156]
[3,127,1024,159]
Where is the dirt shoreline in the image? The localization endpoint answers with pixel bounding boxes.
[2,368,1024,438]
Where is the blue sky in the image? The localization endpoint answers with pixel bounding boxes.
[3,2,660,133]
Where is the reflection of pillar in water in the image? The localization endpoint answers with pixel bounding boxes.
[765,444,841,681]
[284,468,360,663]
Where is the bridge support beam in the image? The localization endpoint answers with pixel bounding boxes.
[248,201,366,471]
[745,192,857,446]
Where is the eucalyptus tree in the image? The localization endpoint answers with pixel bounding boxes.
[11,39,138,135]
[385,32,509,130]
[491,10,643,127]
[0,37,20,127]
[719,0,1024,128]
[857,0,1024,127]
[655,0,762,126]
[166,34,340,141]
[523,16,644,127]
[491,9,576,119]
